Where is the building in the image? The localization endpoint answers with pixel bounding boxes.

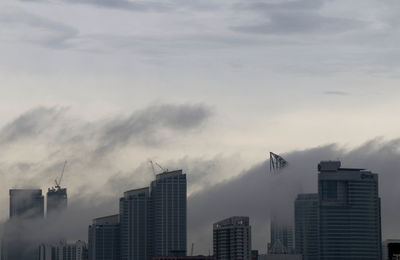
[152,257,215,260]
[251,250,259,260]
[1,189,45,260]
[294,193,319,260]
[318,161,382,260]
[9,189,44,219]
[39,243,55,260]
[88,215,120,260]
[258,254,302,260]
[269,219,294,254]
[47,187,67,216]
[57,240,88,260]
[213,216,251,260]
[382,240,400,260]
[150,170,187,257]
[120,187,150,260]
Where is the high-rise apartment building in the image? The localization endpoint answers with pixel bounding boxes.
[88,215,120,260]
[294,193,319,260]
[120,187,150,260]
[318,161,382,260]
[213,216,251,260]
[150,170,187,257]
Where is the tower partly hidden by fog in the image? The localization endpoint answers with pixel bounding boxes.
[2,189,45,260]
[47,187,67,216]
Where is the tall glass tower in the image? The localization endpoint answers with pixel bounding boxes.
[318,161,381,260]
[294,193,319,260]
[120,187,150,260]
[150,170,187,257]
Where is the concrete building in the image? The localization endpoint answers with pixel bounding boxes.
[88,215,120,260]
[150,170,187,257]
[120,187,150,260]
[47,187,67,216]
[382,240,400,260]
[56,240,88,260]
[318,161,382,260]
[294,193,319,260]
[213,216,251,260]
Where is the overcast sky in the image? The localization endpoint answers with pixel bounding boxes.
[1,0,400,254]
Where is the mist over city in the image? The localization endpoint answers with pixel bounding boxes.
[1,0,400,260]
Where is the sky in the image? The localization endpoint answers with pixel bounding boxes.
[1,0,400,255]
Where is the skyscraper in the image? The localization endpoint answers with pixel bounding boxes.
[269,219,294,254]
[120,187,150,260]
[150,170,187,257]
[88,215,120,260]
[9,189,44,219]
[213,216,251,260]
[318,161,382,260]
[47,187,67,216]
[2,189,45,260]
[294,193,319,260]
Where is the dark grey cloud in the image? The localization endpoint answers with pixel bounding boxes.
[0,107,67,144]
[323,90,349,96]
[96,103,211,155]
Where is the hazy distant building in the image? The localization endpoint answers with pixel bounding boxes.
[9,189,44,219]
[39,243,55,260]
[88,215,120,260]
[294,193,319,260]
[150,170,187,257]
[269,219,294,254]
[1,189,45,260]
[382,240,400,260]
[120,187,150,260]
[47,187,67,216]
[251,250,259,260]
[56,240,88,260]
[213,216,251,260]
[318,161,382,260]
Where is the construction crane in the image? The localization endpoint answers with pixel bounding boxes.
[55,160,67,189]
[269,152,288,173]
[149,160,168,177]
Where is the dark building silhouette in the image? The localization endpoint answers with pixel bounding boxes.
[152,257,215,260]
[47,187,67,216]
[382,240,400,260]
[150,170,187,257]
[120,187,150,260]
[318,161,382,260]
[294,193,319,260]
[213,216,251,260]
[88,215,120,260]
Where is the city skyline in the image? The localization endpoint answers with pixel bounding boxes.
[1,0,400,258]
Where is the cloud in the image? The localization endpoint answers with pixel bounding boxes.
[0,9,79,49]
[323,90,349,96]
[232,0,364,35]
[68,0,172,12]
